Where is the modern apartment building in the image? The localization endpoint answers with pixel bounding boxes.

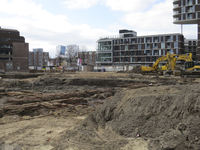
[29,48,49,69]
[78,51,96,66]
[184,39,198,60]
[0,27,29,71]
[56,45,66,55]
[96,29,184,66]
[173,0,200,61]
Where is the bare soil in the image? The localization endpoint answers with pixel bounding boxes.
[0,72,199,150]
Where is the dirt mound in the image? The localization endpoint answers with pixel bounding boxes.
[65,84,200,150]
[129,65,142,73]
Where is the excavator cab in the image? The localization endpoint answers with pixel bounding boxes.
[185,61,195,70]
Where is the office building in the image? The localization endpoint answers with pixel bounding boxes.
[173,0,200,61]
[29,48,49,69]
[0,27,29,71]
[96,29,184,66]
[56,45,66,55]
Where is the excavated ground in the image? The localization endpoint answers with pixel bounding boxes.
[0,72,199,150]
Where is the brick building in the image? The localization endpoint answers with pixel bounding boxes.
[29,48,49,69]
[0,27,29,71]
[78,51,96,66]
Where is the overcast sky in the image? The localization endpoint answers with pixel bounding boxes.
[0,0,197,57]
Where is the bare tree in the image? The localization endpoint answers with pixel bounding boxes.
[65,45,79,67]
[55,49,65,66]
[79,45,88,64]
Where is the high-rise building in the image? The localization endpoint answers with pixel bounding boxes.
[173,0,200,62]
[96,29,184,66]
[0,27,29,71]
[56,45,66,55]
[29,48,49,69]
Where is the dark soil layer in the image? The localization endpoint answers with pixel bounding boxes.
[66,84,200,150]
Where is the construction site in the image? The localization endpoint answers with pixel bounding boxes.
[0,60,200,150]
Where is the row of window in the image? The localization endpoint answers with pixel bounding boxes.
[0,44,12,48]
[113,49,179,56]
[113,35,179,45]
[180,0,198,6]
[1,38,24,42]
[114,57,158,62]
[113,42,179,50]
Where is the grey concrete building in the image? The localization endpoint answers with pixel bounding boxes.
[96,29,184,66]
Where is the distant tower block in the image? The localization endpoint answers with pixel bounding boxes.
[173,0,200,62]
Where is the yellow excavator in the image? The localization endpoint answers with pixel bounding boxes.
[141,53,200,76]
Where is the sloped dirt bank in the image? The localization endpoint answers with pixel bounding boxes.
[63,84,200,150]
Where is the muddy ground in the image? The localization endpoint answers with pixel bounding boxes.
[0,72,200,150]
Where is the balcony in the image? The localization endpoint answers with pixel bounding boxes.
[188,8,194,13]
[173,11,179,15]
[173,4,179,8]
[173,17,179,21]
[186,1,193,5]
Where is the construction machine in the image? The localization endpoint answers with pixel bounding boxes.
[141,52,178,74]
[141,53,200,76]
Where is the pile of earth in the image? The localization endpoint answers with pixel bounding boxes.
[128,65,142,73]
[63,83,200,150]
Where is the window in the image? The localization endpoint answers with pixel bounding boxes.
[176,49,178,54]
[161,43,165,49]
[181,7,185,13]
[152,50,154,55]
[145,44,150,49]
[174,42,178,48]
[137,57,141,62]
[153,43,158,49]
[147,50,151,56]
[181,0,183,6]
[145,57,150,62]
[125,45,128,50]
[159,36,161,42]
[163,36,165,42]
[132,39,135,43]
[159,50,161,55]
[154,37,158,42]
[146,37,151,43]
[98,41,112,50]
[176,35,178,41]
[154,50,158,55]
[130,45,135,50]
[138,44,141,49]
[167,43,171,48]
[137,38,141,43]
[181,14,183,20]
[144,38,146,43]
[163,50,165,55]
[131,57,135,62]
